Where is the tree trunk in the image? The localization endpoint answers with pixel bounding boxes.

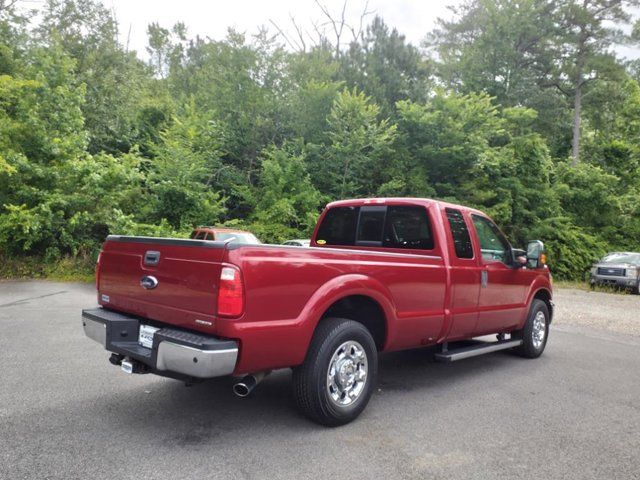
[340,159,350,197]
[571,82,581,166]
[572,26,587,167]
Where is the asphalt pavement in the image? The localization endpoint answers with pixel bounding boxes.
[0,280,638,480]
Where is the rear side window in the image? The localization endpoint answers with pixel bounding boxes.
[445,208,474,259]
[316,206,360,245]
[383,206,434,250]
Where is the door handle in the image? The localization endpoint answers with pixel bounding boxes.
[481,270,488,288]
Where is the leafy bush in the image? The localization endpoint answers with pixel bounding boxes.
[530,218,608,280]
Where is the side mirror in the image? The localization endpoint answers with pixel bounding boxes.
[526,240,546,269]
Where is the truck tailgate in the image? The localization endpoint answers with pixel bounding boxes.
[97,236,228,333]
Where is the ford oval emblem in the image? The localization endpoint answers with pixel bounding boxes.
[140,275,158,290]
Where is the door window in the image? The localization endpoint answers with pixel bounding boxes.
[471,215,510,264]
[445,208,474,259]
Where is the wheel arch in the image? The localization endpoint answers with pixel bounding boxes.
[531,288,553,323]
[299,274,396,355]
[319,295,387,350]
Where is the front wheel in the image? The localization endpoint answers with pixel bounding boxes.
[292,318,378,426]
[511,299,550,358]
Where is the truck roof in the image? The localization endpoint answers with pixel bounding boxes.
[325,197,486,216]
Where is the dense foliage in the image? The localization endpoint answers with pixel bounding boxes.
[1,0,640,279]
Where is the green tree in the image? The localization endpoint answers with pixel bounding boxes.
[428,0,554,103]
[144,103,226,229]
[396,90,503,197]
[547,0,640,165]
[427,0,570,153]
[462,107,559,243]
[341,16,432,116]
[318,88,397,198]
[1,1,640,282]
[37,0,151,154]
[249,144,322,243]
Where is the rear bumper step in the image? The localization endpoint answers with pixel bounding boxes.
[434,339,523,363]
[82,308,238,379]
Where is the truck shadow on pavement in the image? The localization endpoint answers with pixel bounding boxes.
[86,345,547,444]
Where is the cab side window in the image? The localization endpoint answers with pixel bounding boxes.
[471,215,510,264]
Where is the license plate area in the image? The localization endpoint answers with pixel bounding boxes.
[138,324,160,349]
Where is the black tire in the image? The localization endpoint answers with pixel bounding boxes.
[511,299,549,358]
[292,317,378,427]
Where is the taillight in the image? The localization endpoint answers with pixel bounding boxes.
[95,252,102,290]
[217,266,244,317]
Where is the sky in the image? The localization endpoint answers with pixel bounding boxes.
[102,0,640,60]
[103,0,458,56]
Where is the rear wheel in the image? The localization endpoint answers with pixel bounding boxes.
[292,318,377,426]
[511,299,549,358]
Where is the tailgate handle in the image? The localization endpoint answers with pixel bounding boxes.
[144,250,160,266]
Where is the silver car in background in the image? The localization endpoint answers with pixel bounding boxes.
[589,252,640,294]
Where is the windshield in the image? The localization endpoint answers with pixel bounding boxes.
[216,232,260,244]
[600,253,640,264]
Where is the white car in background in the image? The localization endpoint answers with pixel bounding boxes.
[283,239,311,247]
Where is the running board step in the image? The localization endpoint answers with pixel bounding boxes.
[434,339,523,363]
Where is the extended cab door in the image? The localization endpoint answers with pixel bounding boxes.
[441,207,481,341]
[469,214,529,335]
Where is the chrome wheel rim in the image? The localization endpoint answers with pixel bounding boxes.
[532,311,547,349]
[326,341,368,407]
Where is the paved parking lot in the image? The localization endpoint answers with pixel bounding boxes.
[0,281,638,480]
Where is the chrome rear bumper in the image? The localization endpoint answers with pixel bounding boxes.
[82,308,238,379]
[156,341,238,378]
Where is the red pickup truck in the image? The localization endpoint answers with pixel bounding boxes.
[82,197,553,426]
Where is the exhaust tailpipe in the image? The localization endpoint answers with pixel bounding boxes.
[233,371,270,397]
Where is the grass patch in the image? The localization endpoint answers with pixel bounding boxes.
[0,255,94,283]
[554,279,590,290]
[554,279,633,294]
